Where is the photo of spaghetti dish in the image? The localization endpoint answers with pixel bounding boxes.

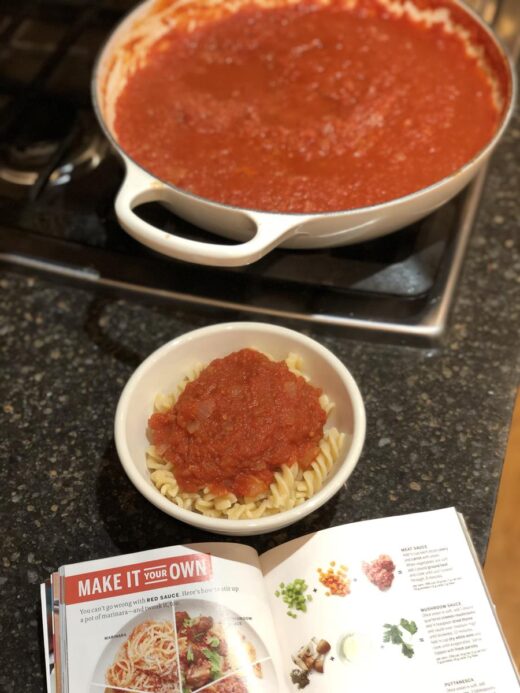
[146,348,347,520]
[98,600,275,693]
[104,619,179,692]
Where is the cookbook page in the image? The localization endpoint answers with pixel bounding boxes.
[261,507,519,693]
[60,542,283,693]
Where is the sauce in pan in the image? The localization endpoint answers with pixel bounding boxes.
[115,0,501,213]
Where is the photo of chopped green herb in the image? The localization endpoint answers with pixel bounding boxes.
[274,579,313,618]
[382,619,418,658]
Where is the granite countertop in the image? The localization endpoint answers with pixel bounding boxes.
[0,107,519,693]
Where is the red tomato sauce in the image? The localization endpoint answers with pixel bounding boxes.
[148,349,327,497]
[115,0,501,213]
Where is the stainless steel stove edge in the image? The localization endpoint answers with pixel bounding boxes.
[0,160,490,346]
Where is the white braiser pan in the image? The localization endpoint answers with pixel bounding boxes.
[93,0,515,267]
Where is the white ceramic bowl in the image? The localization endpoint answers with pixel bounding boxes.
[114,322,366,535]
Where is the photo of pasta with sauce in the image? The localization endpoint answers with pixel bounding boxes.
[102,600,273,693]
[105,619,179,692]
[146,348,347,519]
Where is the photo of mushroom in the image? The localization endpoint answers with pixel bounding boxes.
[289,637,331,689]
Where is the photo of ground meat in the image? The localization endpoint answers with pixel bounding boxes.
[362,555,396,591]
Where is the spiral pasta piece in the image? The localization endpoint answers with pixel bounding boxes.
[268,463,299,510]
[225,502,257,520]
[150,467,180,500]
[319,392,334,415]
[285,351,309,380]
[175,362,205,396]
[213,494,238,511]
[153,392,175,413]
[296,427,346,500]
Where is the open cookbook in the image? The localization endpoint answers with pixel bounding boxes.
[41,508,519,693]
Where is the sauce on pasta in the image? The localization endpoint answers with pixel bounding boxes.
[148,349,327,497]
[114,0,502,212]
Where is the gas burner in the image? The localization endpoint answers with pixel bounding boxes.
[0,98,108,192]
[47,127,109,187]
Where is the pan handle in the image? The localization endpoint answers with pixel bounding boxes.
[115,165,307,267]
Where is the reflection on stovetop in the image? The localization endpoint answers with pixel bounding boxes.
[0,0,508,342]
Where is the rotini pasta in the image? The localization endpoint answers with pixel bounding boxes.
[146,351,348,519]
[295,427,345,500]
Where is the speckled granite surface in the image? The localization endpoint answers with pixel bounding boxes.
[0,93,518,693]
